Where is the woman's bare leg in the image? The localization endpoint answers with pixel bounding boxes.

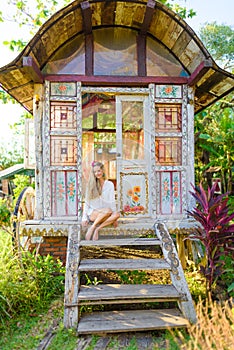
[92,212,120,240]
[85,208,112,240]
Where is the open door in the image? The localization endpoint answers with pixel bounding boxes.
[116,95,151,217]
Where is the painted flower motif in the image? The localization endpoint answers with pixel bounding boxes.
[123,205,131,212]
[160,85,178,98]
[57,182,65,200]
[173,180,179,198]
[133,186,141,193]
[165,86,173,94]
[67,179,76,200]
[163,178,170,200]
[124,185,145,213]
[127,189,133,197]
[59,85,67,92]
[132,195,139,203]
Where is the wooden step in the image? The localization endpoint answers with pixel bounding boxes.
[78,258,170,271]
[78,284,183,304]
[77,309,189,334]
[79,238,161,247]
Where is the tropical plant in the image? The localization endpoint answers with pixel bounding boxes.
[187,182,234,291]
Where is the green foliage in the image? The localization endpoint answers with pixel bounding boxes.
[220,254,234,297]
[159,1,196,19]
[46,324,78,350]
[194,98,234,192]
[194,22,234,192]
[0,232,65,326]
[184,265,207,302]
[0,142,24,169]
[0,298,64,350]
[200,23,234,71]
[115,270,150,284]
[12,174,34,202]
[0,90,16,103]
[84,273,102,286]
[0,199,11,227]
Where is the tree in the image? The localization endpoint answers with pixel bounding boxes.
[200,22,234,72]
[195,23,234,193]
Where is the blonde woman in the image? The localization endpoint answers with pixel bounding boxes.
[82,161,120,240]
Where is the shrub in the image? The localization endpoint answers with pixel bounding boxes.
[187,182,234,291]
[0,199,12,228]
[0,233,65,326]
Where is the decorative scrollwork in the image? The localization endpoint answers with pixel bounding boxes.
[156,222,181,280]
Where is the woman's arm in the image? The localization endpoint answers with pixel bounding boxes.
[102,181,117,212]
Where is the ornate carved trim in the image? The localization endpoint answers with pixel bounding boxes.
[155,222,181,280]
[81,86,149,94]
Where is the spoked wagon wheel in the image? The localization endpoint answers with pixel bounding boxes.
[12,186,35,250]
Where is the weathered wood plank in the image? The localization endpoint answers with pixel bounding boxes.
[64,225,81,328]
[79,238,161,247]
[78,284,181,303]
[155,222,197,324]
[78,258,170,271]
[77,309,189,334]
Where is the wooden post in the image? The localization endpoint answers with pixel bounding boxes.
[33,83,44,219]
[64,224,81,328]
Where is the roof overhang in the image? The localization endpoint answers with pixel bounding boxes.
[0,0,233,114]
[0,164,35,180]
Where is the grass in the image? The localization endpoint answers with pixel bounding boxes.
[1,228,233,349]
[1,285,233,350]
[172,295,234,350]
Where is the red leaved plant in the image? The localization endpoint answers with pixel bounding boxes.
[187,182,234,291]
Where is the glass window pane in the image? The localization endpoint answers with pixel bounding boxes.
[42,35,85,74]
[155,137,181,165]
[147,37,187,77]
[94,28,137,75]
[122,101,144,160]
[82,93,116,130]
[50,136,77,166]
[50,102,77,130]
[156,104,182,132]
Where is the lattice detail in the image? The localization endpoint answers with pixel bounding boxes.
[50,102,77,130]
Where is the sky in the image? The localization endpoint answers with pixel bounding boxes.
[0,0,234,144]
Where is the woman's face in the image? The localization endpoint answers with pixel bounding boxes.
[93,165,104,179]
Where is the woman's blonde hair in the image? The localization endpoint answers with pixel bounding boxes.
[86,161,106,200]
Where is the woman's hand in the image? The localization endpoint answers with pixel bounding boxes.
[82,220,88,227]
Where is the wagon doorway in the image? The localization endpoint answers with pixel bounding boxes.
[82,92,151,217]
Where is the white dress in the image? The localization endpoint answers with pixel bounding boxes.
[82,180,116,221]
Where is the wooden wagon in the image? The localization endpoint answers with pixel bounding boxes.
[0,0,233,334]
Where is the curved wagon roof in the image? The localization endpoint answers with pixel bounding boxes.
[0,0,233,114]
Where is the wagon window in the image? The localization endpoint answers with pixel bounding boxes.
[146,37,186,77]
[93,28,137,76]
[42,35,85,74]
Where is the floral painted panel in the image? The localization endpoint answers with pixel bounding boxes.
[156,85,182,99]
[120,172,148,216]
[51,171,77,217]
[160,171,181,214]
[50,82,76,96]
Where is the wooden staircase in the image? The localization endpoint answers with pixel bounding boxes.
[64,222,196,334]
